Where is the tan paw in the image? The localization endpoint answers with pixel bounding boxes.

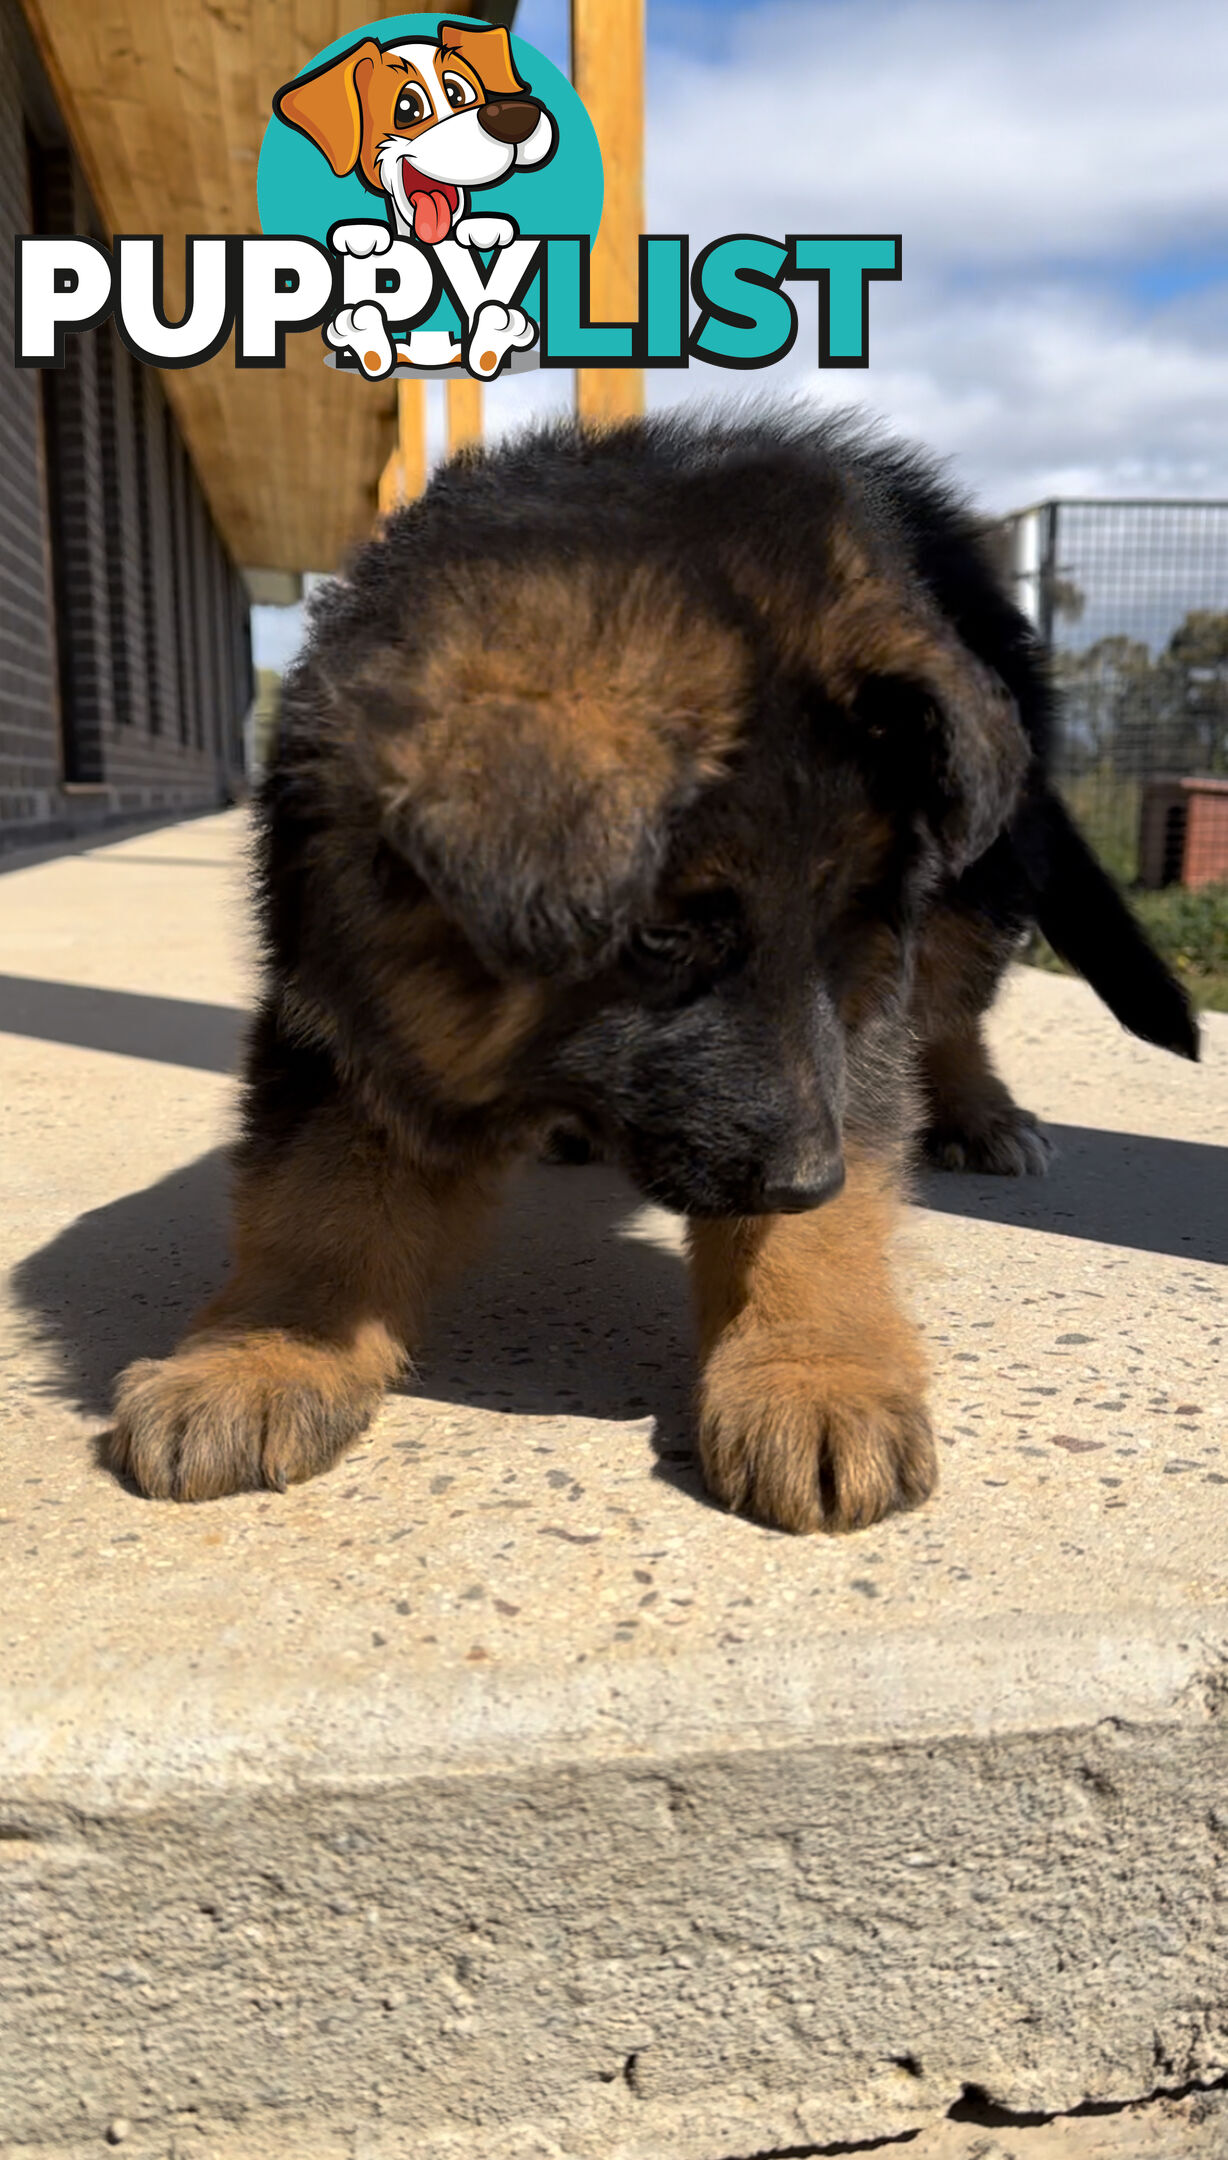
[109,1330,383,1501]
[697,1330,937,1534]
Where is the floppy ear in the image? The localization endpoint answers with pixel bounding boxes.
[812,580,1031,873]
[351,566,748,978]
[437,21,528,99]
[273,40,382,177]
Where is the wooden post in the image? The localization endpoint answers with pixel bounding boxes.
[377,451,404,518]
[447,376,484,454]
[571,0,645,423]
[398,378,427,498]
[377,379,428,519]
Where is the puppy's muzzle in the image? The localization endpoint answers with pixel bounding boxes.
[758,1156,846,1214]
[478,98,542,145]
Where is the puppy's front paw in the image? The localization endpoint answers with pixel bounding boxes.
[697,1330,936,1534]
[923,1101,1052,1176]
[109,1331,380,1501]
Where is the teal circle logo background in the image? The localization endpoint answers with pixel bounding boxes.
[257,13,603,344]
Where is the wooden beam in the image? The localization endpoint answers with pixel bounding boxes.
[376,377,429,525]
[17,0,404,570]
[570,0,644,424]
[446,376,484,455]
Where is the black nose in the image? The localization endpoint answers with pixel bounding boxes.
[477,99,541,145]
[759,1157,846,1214]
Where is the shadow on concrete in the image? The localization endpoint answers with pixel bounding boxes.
[0,974,244,1075]
[918,1121,1228,1266]
[11,1149,234,1420]
[3,980,1222,1267]
[422,1162,701,1485]
[12,1120,1222,1510]
[10,1154,708,1506]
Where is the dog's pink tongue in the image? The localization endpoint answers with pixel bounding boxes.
[414,189,452,244]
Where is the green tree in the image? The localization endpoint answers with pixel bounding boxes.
[1053,635,1156,773]
[1156,610,1228,774]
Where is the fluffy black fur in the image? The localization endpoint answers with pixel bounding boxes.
[253,409,1195,1216]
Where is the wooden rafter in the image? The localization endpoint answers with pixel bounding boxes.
[18,0,401,571]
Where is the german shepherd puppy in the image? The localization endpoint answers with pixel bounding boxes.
[110,414,1197,1531]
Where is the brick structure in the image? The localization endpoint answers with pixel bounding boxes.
[1139,776,1228,891]
[0,0,250,850]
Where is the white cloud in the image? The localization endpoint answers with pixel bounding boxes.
[431,0,1228,516]
[635,0,1228,510]
[649,0,1228,267]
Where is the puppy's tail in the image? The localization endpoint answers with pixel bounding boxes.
[1011,784,1200,1061]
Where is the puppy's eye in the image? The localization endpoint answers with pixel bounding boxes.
[628,924,696,968]
[442,72,478,110]
[394,85,429,126]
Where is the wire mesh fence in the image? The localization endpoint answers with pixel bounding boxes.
[985,500,1228,882]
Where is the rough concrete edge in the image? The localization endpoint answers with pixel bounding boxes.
[3,1607,1225,1810]
[3,2075,1227,2160]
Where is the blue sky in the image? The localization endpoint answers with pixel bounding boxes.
[255,0,1228,663]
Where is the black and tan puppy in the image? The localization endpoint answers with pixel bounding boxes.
[110,414,1197,1531]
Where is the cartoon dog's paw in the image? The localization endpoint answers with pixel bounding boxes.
[696,1331,937,1535]
[326,302,396,379]
[329,221,393,258]
[108,1332,379,1501]
[465,300,537,379]
[923,1102,1053,1177]
[454,214,518,252]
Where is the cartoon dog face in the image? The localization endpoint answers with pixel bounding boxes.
[274,22,557,243]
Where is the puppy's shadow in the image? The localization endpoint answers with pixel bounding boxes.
[10,1152,705,1500]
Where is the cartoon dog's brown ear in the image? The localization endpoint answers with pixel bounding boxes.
[273,39,382,177]
[352,565,748,977]
[437,20,529,100]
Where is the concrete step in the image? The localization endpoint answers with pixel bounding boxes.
[1,813,1226,2157]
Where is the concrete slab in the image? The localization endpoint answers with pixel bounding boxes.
[1,812,1225,2159]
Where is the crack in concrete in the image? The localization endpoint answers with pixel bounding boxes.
[719,2069,1228,2160]
[949,2066,1228,2129]
[719,2133,920,2158]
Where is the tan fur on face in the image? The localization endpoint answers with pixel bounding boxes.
[373,561,748,808]
[382,955,546,1104]
[688,1149,935,1533]
[349,560,751,976]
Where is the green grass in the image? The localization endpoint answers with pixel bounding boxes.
[1026,879,1228,1014]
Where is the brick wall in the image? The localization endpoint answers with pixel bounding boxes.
[0,0,253,850]
[0,0,61,832]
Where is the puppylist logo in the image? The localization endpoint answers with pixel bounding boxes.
[14,12,902,381]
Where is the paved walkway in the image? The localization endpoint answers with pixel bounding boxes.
[1,812,1225,2159]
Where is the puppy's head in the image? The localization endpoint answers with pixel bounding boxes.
[337,532,1026,1216]
[355,559,748,983]
[274,25,556,242]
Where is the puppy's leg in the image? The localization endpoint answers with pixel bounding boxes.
[920,1021,1051,1175]
[688,1150,936,1534]
[913,892,1052,1176]
[110,1101,500,1501]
